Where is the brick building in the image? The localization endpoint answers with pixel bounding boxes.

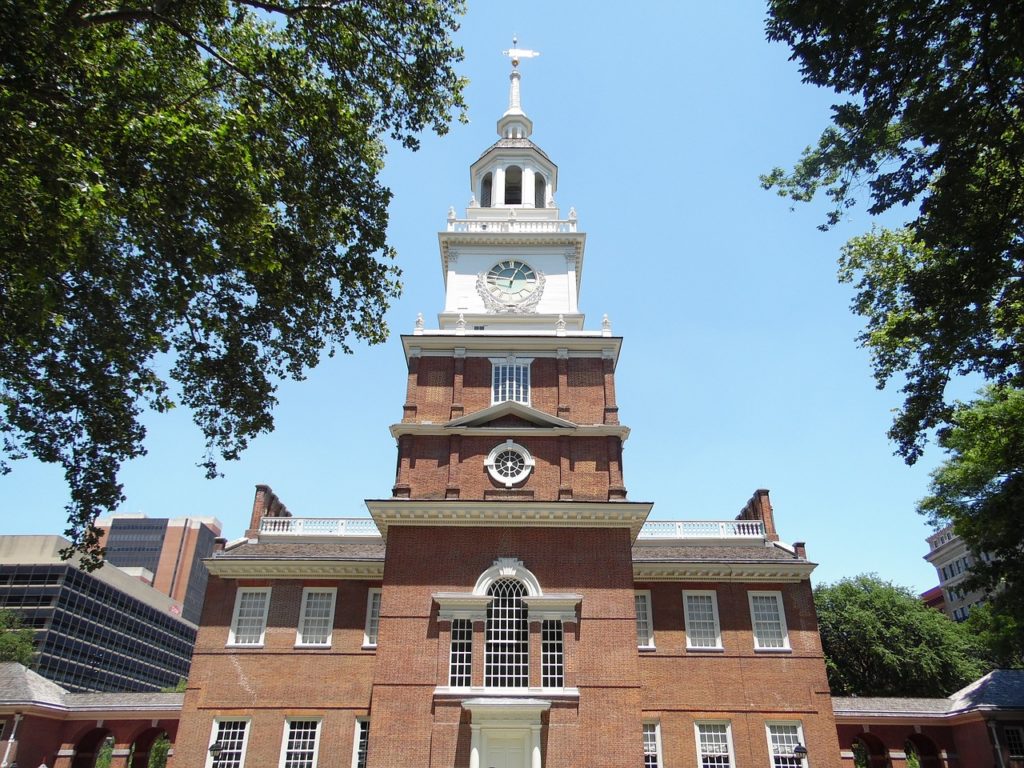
[174,54,842,768]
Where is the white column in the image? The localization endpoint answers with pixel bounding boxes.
[469,724,481,768]
[531,724,542,768]
[523,167,536,208]
[494,167,506,207]
[565,253,578,314]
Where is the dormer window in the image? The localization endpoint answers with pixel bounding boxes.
[491,356,531,404]
[504,165,522,204]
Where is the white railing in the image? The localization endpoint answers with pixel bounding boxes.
[447,219,577,234]
[259,517,381,537]
[637,520,765,540]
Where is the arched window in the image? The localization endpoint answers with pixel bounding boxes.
[485,577,529,686]
[481,173,492,208]
[534,174,546,208]
[504,166,523,205]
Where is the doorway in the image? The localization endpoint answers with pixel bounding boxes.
[482,729,528,768]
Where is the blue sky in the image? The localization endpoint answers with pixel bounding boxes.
[1,1,946,592]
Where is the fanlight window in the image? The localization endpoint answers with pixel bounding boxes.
[485,578,529,687]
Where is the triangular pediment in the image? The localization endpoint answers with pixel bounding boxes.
[446,401,577,430]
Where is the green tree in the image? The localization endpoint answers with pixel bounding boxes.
[814,575,986,697]
[95,737,114,768]
[963,603,1024,669]
[0,608,36,665]
[148,734,171,768]
[920,386,1024,633]
[1,0,467,568]
[762,1,1024,463]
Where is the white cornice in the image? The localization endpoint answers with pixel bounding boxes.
[389,423,631,441]
[438,231,586,281]
[205,559,384,579]
[402,334,621,366]
[632,560,816,583]
[366,499,653,540]
[447,401,576,429]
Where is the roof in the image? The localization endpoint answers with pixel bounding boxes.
[632,543,801,563]
[476,138,553,163]
[216,541,386,560]
[832,670,1024,719]
[0,663,184,712]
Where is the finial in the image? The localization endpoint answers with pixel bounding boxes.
[415,313,424,335]
[602,314,612,337]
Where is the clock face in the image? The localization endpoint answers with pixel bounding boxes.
[486,260,537,303]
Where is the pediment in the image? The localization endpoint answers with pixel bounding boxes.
[446,401,576,430]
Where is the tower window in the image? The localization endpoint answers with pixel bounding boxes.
[481,173,492,208]
[504,165,522,204]
[541,619,563,687]
[534,175,546,208]
[448,618,472,686]
[485,577,528,687]
[492,359,530,404]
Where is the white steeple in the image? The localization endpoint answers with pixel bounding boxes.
[497,38,538,140]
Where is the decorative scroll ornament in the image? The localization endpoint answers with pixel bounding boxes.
[476,270,546,313]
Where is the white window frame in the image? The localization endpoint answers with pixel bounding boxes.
[490,356,532,405]
[228,587,271,647]
[207,718,251,768]
[279,718,322,768]
[635,590,655,650]
[351,718,370,768]
[362,588,382,648]
[642,721,663,768]
[694,721,735,768]
[765,721,806,768]
[748,591,790,651]
[296,587,337,647]
[683,590,723,650]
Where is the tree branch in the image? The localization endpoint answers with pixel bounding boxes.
[233,0,352,17]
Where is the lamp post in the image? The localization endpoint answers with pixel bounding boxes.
[208,741,223,768]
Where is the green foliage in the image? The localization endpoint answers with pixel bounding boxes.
[814,574,987,697]
[95,737,114,768]
[963,603,1024,669]
[920,386,1024,634]
[148,734,171,768]
[160,677,188,692]
[763,1,1024,464]
[0,608,36,665]
[0,0,467,567]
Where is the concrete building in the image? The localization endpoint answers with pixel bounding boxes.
[96,514,222,623]
[0,536,197,693]
[924,524,991,621]
[173,55,842,768]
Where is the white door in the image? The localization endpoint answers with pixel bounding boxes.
[483,732,528,768]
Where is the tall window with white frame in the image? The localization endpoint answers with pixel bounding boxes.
[485,578,529,687]
[683,591,723,650]
[363,588,381,648]
[766,723,805,768]
[448,618,472,687]
[297,588,336,647]
[228,588,270,646]
[491,357,531,405]
[351,719,370,768]
[281,720,320,768]
[748,591,790,650]
[695,722,733,768]
[209,720,249,768]
[635,590,655,649]
[541,619,563,687]
[642,721,663,768]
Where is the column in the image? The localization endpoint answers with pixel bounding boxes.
[494,167,506,206]
[565,253,578,314]
[403,351,420,421]
[523,167,536,208]
[469,725,482,768]
[446,435,461,500]
[531,724,543,768]
[601,349,619,425]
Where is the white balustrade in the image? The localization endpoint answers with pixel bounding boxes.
[259,517,381,537]
[447,218,577,234]
[637,520,765,540]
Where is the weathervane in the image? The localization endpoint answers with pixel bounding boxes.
[502,36,540,70]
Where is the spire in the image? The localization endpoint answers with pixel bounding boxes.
[498,37,539,139]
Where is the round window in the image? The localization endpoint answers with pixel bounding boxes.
[485,441,535,487]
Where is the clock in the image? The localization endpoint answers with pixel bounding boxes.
[485,260,538,303]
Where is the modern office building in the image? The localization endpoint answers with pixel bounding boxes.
[172,56,842,768]
[924,524,991,621]
[96,514,222,623]
[0,536,197,693]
